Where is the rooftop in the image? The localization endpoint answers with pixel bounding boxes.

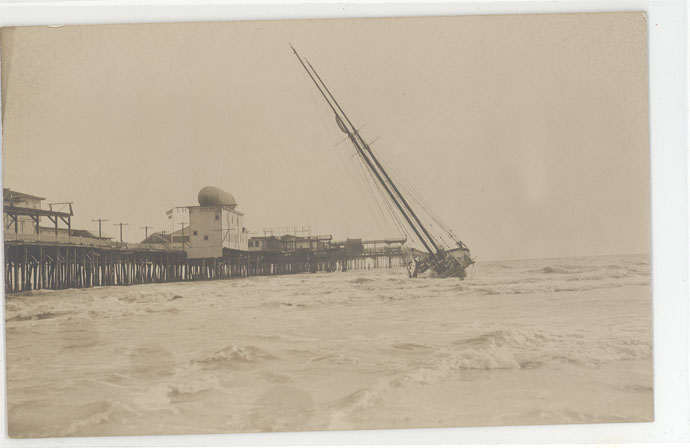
[3,188,46,202]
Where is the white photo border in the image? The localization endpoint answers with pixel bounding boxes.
[0,0,687,446]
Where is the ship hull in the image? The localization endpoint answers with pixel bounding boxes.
[403,247,473,279]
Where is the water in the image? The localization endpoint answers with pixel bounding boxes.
[4,253,653,437]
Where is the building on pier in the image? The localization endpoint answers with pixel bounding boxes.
[140,226,190,247]
[3,188,88,237]
[332,238,407,254]
[185,186,249,259]
[4,189,48,234]
[248,235,282,253]
[249,234,333,253]
[3,189,44,210]
[36,227,110,240]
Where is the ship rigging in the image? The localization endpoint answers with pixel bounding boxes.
[291,45,474,278]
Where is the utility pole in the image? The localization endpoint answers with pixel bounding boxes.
[91,218,109,238]
[113,222,129,243]
[140,225,154,241]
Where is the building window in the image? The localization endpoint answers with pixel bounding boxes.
[215,214,220,221]
[204,235,209,241]
[193,230,198,236]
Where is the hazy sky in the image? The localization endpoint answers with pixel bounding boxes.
[1,12,649,260]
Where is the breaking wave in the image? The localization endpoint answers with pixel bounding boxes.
[447,329,650,368]
[193,344,276,368]
[325,325,651,424]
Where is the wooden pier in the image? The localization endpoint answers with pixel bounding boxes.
[4,233,405,294]
[4,237,186,293]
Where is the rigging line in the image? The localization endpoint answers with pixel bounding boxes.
[354,155,398,238]
[332,122,395,239]
[373,142,438,221]
[303,79,391,240]
[395,164,459,241]
[350,132,428,245]
[358,142,426,247]
[299,64,336,142]
[371,138,440,216]
[400,178,454,235]
[362,143,432,245]
[359,177,388,231]
[376,187,413,244]
[369,145,448,234]
[351,144,409,241]
[395,177,453,236]
[368,165,419,244]
[357,128,425,245]
[402,188,460,248]
[353,122,420,243]
[351,138,413,240]
[370,140,447,245]
[372,161,461,249]
[348,140,405,238]
[345,133,394,236]
[354,155,401,238]
[370,170,410,241]
[374,143,461,244]
[293,47,436,255]
[334,137,390,237]
[303,56,441,255]
[298,58,388,238]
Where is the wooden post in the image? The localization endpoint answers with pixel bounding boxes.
[40,247,45,289]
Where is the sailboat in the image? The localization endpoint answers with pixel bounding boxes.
[291,45,474,279]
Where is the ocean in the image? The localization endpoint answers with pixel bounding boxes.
[4,253,653,437]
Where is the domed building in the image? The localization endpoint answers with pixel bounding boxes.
[197,186,237,209]
[186,186,249,259]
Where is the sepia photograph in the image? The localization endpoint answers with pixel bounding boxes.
[1,12,653,438]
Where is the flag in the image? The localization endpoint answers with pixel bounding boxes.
[166,209,173,219]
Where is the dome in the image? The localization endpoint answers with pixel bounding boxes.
[198,186,237,207]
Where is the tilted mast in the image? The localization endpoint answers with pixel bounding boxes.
[303,58,444,255]
[291,45,443,257]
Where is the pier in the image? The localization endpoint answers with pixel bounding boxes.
[4,232,405,294]
[4,232,186,293]
[3,188,406,294]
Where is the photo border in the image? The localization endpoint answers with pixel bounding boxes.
[0,0,687,446]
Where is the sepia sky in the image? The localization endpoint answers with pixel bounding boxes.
[1,12,649,260]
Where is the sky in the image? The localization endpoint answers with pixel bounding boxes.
[0,12,650,260]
